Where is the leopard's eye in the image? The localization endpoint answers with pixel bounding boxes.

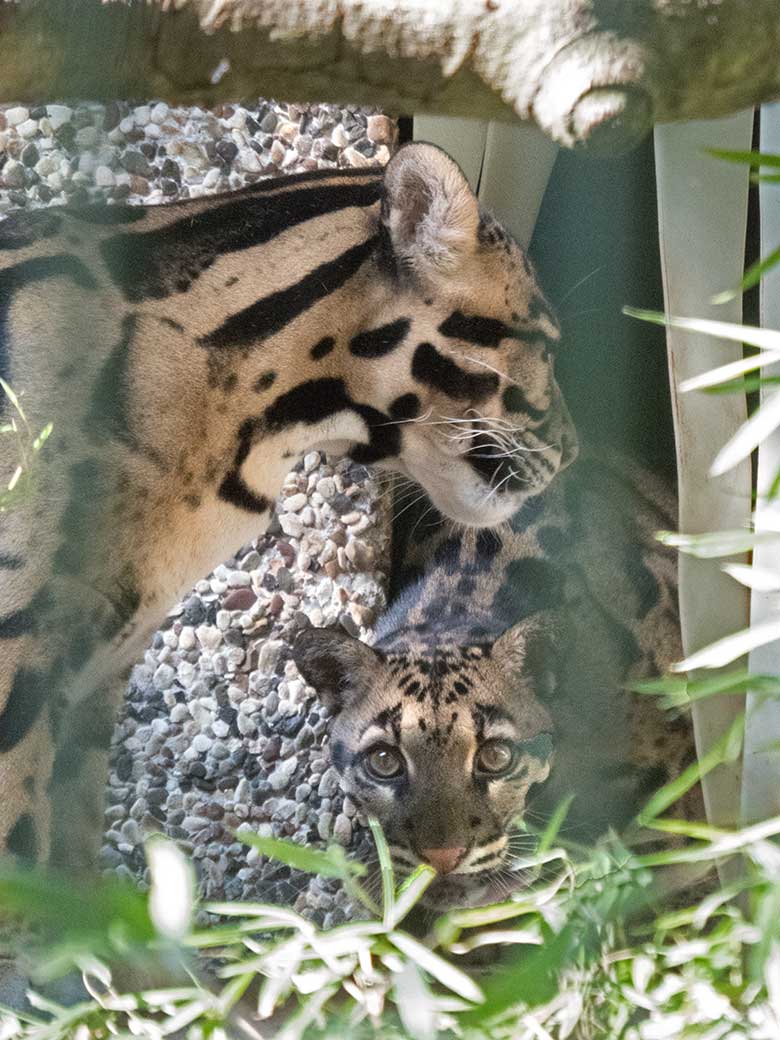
[475,740,515,776]
[365,745,404,780]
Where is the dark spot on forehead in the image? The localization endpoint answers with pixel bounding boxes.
[389,393,420,421]
[438,311,517,349]
[375,703,402,727]
[350,317,410,358]
[412,342,499,402]
[254,370,277,393]
[310,336,335,360]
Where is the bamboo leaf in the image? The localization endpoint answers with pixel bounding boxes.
[703,374,780,395]
[630,669,780,708]
[706,148,780,169]
[711,247,780,304]
[722,562,780,591]
[679,351,780,392]
[710,389,780,476]
[624,307,780,352]
[673,619,780,671]
[657,528,774,558]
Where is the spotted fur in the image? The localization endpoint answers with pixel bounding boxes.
[0,143,576,867]
[293,454,699,908]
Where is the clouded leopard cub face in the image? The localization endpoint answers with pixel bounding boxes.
[293,621,555,908]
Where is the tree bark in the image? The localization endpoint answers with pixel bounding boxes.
[0,0,777,154]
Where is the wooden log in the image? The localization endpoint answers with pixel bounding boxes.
[0,1,779,153]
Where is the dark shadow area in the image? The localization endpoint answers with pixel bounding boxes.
[529,137,675,475]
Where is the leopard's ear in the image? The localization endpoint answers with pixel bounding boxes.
[381,142,479,278]
[291,627,383,713]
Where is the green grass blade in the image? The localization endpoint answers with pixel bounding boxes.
[32,421,53,452]
[629,669,780,709]
[236,831,365,881]
[711,246,780,304]
[641,817,729,841]
[368,816,395,927]
[703,374,780,395]
[675,619,780,672]
[0,377,26,422]
[536,795,574,855]
[637,714,744,825]
[218,971,255,1015]
[623,306,780,352]
[657,528,778,558]
[706,148,780,168]
[394,961,437,1040]
[389,931,484,1004]
[203,902,311,929]
[389,865,436,929]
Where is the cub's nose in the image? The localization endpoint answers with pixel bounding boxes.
[422,847,466,874]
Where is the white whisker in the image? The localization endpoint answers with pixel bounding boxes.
[458,353,523,389]
[374,406,434,428]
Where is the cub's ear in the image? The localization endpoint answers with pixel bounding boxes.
[381,142,479,277]
[291,627,383,714]
[492,614,561,704]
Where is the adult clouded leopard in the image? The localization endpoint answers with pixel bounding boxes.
[294,454,698,908]
[0,142,576,868]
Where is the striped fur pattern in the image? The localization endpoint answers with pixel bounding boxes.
[293,454,698,908]
[0,143,576,867]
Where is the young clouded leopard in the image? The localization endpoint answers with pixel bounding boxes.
[293,454,698,907]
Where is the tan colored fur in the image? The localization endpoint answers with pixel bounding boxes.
[0,145,575,866]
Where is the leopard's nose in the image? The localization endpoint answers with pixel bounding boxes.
[422,847,466,874]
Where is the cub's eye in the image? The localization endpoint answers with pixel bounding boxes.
[476,741,515,776]
[365,745,404,780]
